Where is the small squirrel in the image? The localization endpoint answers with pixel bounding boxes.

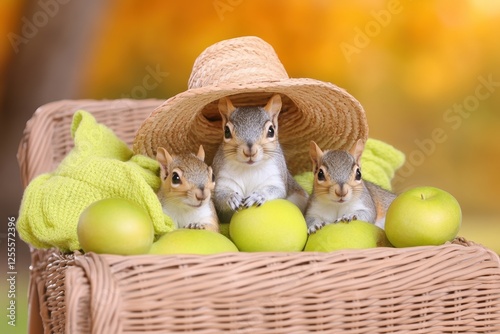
[305,140,396,234]
[212,94,308,224]
[156,145,219,232]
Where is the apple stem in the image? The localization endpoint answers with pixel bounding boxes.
[420,193,425,200]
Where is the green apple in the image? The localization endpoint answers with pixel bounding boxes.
[77,198,154,255]
[149,229,238,255]
[229,199,308,252]
[304,220,392,252]
[385,186,462,247]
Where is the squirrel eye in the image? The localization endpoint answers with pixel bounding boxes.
[317,168,326,181]
[224,125,232,139]
[355,168,362,181]
[211,172,215,183]
[266,125,275,138]
[172,172,181,185]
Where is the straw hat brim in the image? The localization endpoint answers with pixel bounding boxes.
[133,77,368,175]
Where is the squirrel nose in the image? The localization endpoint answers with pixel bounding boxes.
[335,185,348,198]
[243,143,257,158]
[195,187,207,201]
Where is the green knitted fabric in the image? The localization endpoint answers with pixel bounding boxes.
[17,110,175,252]
[294,138,405,194]
[361,138,406,190]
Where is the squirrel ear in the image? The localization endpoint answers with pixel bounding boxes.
[218,97,236,122]
[309,141,323,167]
[263,94,282,122]
[156,147,173,165]
[196,145,205,161]
[349,139,365,164]
[156,147,173,179]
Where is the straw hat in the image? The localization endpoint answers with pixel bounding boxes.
[133,36,368,175]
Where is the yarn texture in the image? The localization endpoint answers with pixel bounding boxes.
[18,110,174,252]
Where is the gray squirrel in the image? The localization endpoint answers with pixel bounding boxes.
[305,140,396,234]
[156,145,219,232]
[212,94,308,224]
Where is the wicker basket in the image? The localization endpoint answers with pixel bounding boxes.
[18,99,500,333]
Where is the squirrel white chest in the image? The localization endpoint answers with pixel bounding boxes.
[162,203,213,229]
[307,196,367,222]
[218,158,285,196]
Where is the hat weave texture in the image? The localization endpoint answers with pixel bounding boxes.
[133,36,368,174]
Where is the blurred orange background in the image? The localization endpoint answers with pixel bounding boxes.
[1,1,499,332]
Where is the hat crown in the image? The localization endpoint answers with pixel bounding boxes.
[188,36,289,89]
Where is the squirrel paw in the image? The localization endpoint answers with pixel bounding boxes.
[307,221,327,235]
[335,214,358,223]
[242,192,266,208]
[228,192,244,211]
[185,222,206,230]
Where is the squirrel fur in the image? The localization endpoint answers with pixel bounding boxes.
[156,145,219,232]
[212,94,308,224]
[305,140,396,234]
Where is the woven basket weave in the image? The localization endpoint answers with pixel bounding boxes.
[18,99,500,333]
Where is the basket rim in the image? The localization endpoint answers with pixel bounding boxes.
[30,236,498,261]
